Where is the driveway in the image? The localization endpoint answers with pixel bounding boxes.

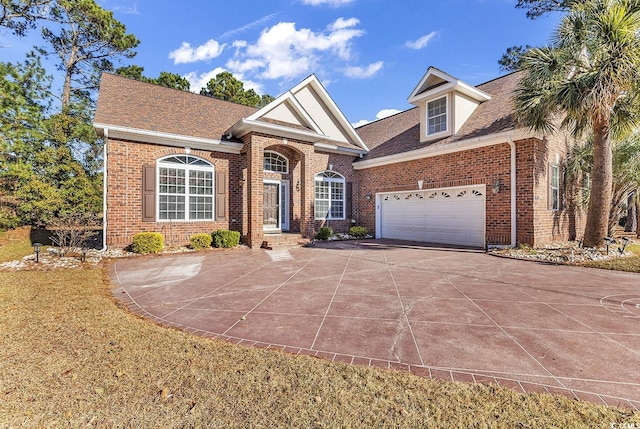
[110,239,640,409]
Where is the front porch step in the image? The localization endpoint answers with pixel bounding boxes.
[261,233,311,248]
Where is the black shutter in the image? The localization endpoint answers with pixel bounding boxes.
[142,165,156,222]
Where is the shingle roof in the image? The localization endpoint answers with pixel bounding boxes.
[94,73,257,140]
[356,71,522,161]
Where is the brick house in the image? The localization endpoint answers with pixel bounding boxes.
[94,67,584,249]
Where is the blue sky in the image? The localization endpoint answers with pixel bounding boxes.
[2,0,562,126]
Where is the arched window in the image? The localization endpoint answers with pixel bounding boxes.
[157,155,214,220]
[314,171,345,220]
[264,151,288,173]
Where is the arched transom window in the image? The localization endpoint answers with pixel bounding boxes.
[314,171,345,220]
[264,151,288,173]
[157,155,213,220]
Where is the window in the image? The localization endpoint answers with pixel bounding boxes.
[550,164,560,211]
[158,155,213,220]
[427,96,447,135]
[314,171,345,220]
[264,151,288,173]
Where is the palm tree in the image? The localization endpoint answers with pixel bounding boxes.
[514,0,640,247]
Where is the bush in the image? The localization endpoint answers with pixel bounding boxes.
[131,232,164,254]
[190,233,212,250]
[348,226,368,238]
[212,230,240,248]
[49,213,101,257]
[315,226,333,240]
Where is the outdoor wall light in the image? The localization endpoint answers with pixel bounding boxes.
[492,179,502,195]
[33,242,42,263]
[365,192,372,201]
[418,180,424,190]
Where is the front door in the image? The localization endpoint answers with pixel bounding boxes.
[263,182,280,230]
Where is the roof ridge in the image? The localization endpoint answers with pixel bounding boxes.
[101,72,259,111]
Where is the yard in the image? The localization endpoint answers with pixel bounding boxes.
[1,228,639,427]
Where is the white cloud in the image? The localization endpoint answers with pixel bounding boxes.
[169,39,226,64]
[344,61,383,78]
[352,108,401,128]
[302,0,354,6]
[376,108,401,119]
[228,18,365,80]
[405,31,438,50]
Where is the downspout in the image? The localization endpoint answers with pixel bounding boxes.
[100,128,108,252]
[508,136,517,247]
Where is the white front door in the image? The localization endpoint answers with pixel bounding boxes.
[264,180,289,232]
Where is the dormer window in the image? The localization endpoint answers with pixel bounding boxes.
[427,96,447,135]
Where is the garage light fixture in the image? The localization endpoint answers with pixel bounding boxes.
[365,192,372,201]
[418,180,424,190]
[492,179,502,194]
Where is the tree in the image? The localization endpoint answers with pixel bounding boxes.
[38,0,139,109]
[200,71,274,108]
[498,45,533,72]
[0,0,50,37]
[115,66,190,91]
[514,0,640,246]
[499,1,574,72]
[515,0,573,18]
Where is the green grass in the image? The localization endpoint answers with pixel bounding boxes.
[581,243,640,272]
[1,232,639,427]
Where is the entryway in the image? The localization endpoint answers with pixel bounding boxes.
[263,180,289,232]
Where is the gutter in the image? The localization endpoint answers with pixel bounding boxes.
[508,137,517,248]
[100,128,108,252]
[353,128,538,170]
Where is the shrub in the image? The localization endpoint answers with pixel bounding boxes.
[49,213,101,257]
[348,226,368,238]
[190,233,212,250]
[212,230,240,248]
[131,232,164,254]
[315,226,333,240]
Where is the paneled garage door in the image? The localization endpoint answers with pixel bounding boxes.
[378,185,486,247]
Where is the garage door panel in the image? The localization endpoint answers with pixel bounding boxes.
[379,185,485,247]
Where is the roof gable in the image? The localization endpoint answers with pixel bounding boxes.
[408,67,491,105]
[231,75,367,151]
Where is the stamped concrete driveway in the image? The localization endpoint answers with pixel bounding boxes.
[110,240,640,409]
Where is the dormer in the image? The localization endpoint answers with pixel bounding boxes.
[408,67,491,143]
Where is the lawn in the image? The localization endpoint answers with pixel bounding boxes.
[581,243,640,272]
[1,231,639,427]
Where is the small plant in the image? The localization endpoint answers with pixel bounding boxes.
[131,232,164,254]
[315,226,333,240]
[212,230,240,248]
[190,233,212,250]
[348,226,368,238]
[49,213,101,257]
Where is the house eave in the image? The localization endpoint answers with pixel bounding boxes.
[353,128,540,170]
[93,123,243,154]
[228,119,363,150]
[314,142,367,156]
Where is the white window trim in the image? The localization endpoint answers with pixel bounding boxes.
[263,150,289,174]
[156,155,215,222]
[550,163,560,211]
[426,94,449,138]
[314,171,346,220]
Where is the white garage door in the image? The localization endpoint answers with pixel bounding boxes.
[378,185,486,247]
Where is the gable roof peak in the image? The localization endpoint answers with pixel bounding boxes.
[408,66,491,106]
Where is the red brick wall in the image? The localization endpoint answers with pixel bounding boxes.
[355,137,585,247]
[106,138,243,247]
[240,133,357,247]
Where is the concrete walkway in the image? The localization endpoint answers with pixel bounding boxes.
[110,240,640,409]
